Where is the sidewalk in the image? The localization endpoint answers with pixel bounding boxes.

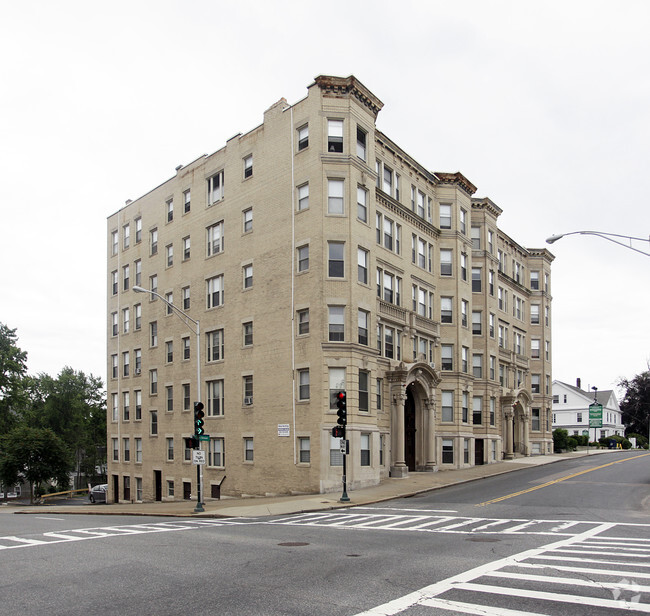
[6,450,614,519]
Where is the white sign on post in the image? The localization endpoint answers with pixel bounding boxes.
[192,450,206,465]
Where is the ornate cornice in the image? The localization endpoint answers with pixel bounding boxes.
[314,75,384,118]
[471,197,503,219]
[434,171,477,196]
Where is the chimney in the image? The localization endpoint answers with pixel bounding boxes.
[576,378,581,390]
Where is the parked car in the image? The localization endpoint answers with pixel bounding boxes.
[89,484,107,503]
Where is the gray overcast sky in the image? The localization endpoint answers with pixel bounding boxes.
[1,0,648,393]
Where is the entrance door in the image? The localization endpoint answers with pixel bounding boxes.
[474,439,484,465]
[154,470,162,501]
[405,387,416,471]
[112,474,119,504]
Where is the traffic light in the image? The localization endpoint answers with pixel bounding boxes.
[336,391,347,427]
[185,436,199,449]
[332,426,344,438]
[194,401,205,436]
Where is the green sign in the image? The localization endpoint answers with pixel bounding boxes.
[199,434,210,442]
[589,403,603,428]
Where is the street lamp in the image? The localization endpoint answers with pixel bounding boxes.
[546,231,650,257]
[132,285,204,513]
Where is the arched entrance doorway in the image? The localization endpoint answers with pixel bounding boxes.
[405,385,417,471]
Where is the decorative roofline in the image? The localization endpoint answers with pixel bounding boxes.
[314,75,384,118]
[434,171,477,196]
[472,197,503,218]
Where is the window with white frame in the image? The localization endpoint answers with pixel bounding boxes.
[208,170,224,204]
[150,228,158,255]
[358,309,369,345]
[441,297,453,323]
[360,433,370,466]
[356,125,367,160]
[150,369,157,395]
[298,437,310,463]
[208,437,224,467]
[183,189,191,213]
[243,264,253,289]
[244,437,254,461]
[297,124,308,151]
[442,391,454,422]
[182,236,190,260]
[329,368,345,408]
[357,186,368,222]
[112,437,118,461]
[243,208,253,233]
[328,242,345,277]
[243,375,253,406]
[472,311,481,335]
[298,369,310,400]
[472,354,483,378]
[243,154,253,179]
[122,392,130,421]
[297,183,309,211]
[207,275,224,308]
[439,203,452,229]
[207,221,224,256]
[328,178,344,214]
[182,287,190,310]
[327,119,343,152]
[297,244,309,273]
[207,329,224,362]
[357,247,368,284]
[150,321,158,347]
[135,438,142,463]
[441,344,453,370]
[207,379,224,416]
[166,437,174,461]
[297,308,309,335]
[166,199,173,222]
[328,306,345,341]
[473,397,483,425]
[243,321,253,347]
[359,370,369,412]
[471,226,481,250]
[440,249,452,276]
[150,410,158,435]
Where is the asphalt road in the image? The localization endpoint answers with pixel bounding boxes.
[1,451,648,616]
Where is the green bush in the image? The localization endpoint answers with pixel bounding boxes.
[598,434,632,449]
[553,428,569,452]
[625,432,649,449]
[567,437,578,451]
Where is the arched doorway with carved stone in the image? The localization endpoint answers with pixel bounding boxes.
[387,362,441,478]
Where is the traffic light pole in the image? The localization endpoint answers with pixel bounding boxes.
[340,434,350,503]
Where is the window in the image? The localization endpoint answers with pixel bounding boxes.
[297,183,309,211]
[489,355,496,381]
[531,374,540,394]
[530,271,540,290]
[135,438,142,463]
[298,369,310,400]
[135,303,142,331]
[357,186,368,222]
[383,217,394,250]
[243,208,253,233]
[460,208,467,234]
[298,437,310,463]
[461,346,468,373]
[150,410,158,435]
[441,297,453,323]
[150,369,157,395]
[462,392,469,423]
[165,292,173,316]
[135,390,142,420]
[358,309,369,345]
[165,437,174,461]
[207,379,224,416]
[472,311,482,335]
[183,236,190,260]
[208,437,224,467]
[207,275,224,308]
[356,126,367,160]
[359,371,369,412]
[111,312,118,336]
[297,245,309,272]
[150,321,158,347]
[166,199,174,223]
[207,329,224,362]
[208,170,224,204]
[183,189,191,213]
[329,368,345,409]
[134,260,141,286]
[471,226,481,250]
[531,339,540,359]
[327,119,343,152]
[123,438,130,462]
[182,336,190,360]
[111,271,118,296]
[181,287,190,311]
[440,203,452,229]
[111,230,118,255]
[243,154,253,179]
[472,354,483,378]
[165,386,173,412]
[460,253,467,281]
[376,378,383,411]
[439,439,454,465]
[207,221,224,256]
[244,438,254,462]
[297,308,309,335]
[122,308,130,333]
[461,300,468,327]
[360,433,370,466]
[123,264,130,291]
[150,228,158,255]
[382,165,393,196]
[531,304,540,324]
[135,217,142,243]
[243,264,253,289]
[357,248,368,284]
[473,397,483,425]
[532,408,540,431]
[442,391,454,423]
[328,179,344,214]
[328,306,345,341]
[123,391,130,421]
[440,249,452,276]
[243,375,253,406]
[330,435,343,466]
[472,268,482,292]
[150,274,158,296]
[111,354,118,379]
[328,242,344,277]
[441,344,453,370]
[182,384,190,411]
[166,244,173,267]
[297,124,308,151]
[577,412,583,423]
[165,340,173,363]
[243,322,253,347]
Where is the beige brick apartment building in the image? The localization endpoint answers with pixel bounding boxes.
[107,75,554,503]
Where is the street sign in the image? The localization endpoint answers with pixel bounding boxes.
[192,450,206,465]
[198,434,210,442]
[339,439,349,454]
[589,403,603,428]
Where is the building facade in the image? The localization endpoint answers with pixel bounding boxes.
[106,75,554,503]
[552,379,624,439]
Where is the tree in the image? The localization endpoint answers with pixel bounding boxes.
[619,369,650,439]
[29,368,106,487]
[0,426,72,503]
[0,323,28,434]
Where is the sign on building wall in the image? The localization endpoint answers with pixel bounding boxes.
[278,424,290,437]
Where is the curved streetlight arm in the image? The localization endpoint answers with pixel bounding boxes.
[546,231,650,257]
[132,285,199,334]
